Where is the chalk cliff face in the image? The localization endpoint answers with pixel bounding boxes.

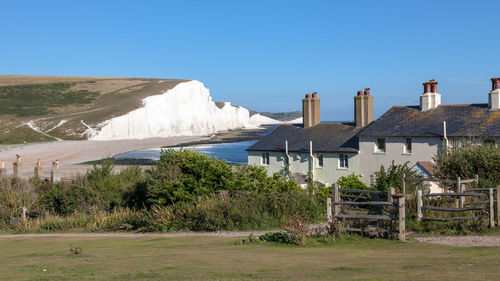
[88,80,280,140]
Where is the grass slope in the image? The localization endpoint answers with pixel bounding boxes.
[0,76,189,144]
[0,236,498,280]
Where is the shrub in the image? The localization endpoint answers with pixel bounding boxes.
[337,174,370,190]
[434,143,500,188]
[375,161,423,193]
[145,150,301,206]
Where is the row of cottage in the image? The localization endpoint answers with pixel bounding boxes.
[247,78,500,190]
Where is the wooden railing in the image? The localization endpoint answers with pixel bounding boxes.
[327,184,405,241]
[416,186,499,227]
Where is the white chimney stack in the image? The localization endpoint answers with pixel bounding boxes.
[489,78,500,110]
[420,79,441,111]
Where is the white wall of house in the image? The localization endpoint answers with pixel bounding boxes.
[248,151,360,186]
[358,137,442,184]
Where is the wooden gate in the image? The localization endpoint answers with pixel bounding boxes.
[327,184,405,241]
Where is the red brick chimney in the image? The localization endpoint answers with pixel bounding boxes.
[420,79,441,111]
[491,78,500,91]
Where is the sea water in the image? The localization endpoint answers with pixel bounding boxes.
[113,140,258,164]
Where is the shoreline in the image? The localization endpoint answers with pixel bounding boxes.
[0,126,278,177]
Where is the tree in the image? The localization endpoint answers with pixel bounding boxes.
[434,143,500,188]
[375,161,422,193]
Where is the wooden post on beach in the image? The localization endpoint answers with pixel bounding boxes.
[0,160,6,178]
[34,159,42,178]
[13,154,22,178]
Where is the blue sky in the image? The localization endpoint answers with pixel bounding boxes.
[1,0,499,120]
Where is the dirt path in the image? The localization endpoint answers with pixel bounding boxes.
[0,231,278,239]
[415,235,500,247]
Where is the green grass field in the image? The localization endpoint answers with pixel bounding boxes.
[0,235,498,280]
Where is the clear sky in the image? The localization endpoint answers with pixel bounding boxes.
[2,0,499,120]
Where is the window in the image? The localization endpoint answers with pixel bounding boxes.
[375,138,386,153]
[404,138,412,154]
[261,152,270,165]
[318,154,324,168]
[339,154,349,168]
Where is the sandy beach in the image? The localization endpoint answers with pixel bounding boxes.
[0,136,203,178]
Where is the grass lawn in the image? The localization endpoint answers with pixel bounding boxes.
[0,236,499,280]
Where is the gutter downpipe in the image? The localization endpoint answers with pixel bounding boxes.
[309,141,314,180]
[285,140,290,166]
[443,121,448,150]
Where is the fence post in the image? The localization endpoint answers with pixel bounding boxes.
[459,183,465,208]
[390,188,395,203]
[417,189,423,221]
[497,186,500,228]
[327,197,332,223]
[455,176,461,208]
[489,188,495,228]
[398,196,405,241]
[21,207,27,223]
[333,183,340,216]
[402,174,406,196]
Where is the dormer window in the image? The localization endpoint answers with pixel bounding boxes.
[375,138,386,153]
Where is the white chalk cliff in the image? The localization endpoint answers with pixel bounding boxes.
[88,80,280,140]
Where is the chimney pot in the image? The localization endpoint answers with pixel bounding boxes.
[16,154,21,163]
[430,79,438,92]
[422,82,431,93]
[357,90,363,96]
[364,88,370,96]
[491,78,500,91]
[305,94,311,98]
[312,92,317,98]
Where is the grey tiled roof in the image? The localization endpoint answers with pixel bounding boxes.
[247,123,361,153]
[359,104,500,138]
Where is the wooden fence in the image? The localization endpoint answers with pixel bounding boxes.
[327,184,405,241]
[416,186,499,227]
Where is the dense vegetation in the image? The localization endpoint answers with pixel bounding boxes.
[434,143,500,188]
[0,83,99,116]
[0,150,324,232]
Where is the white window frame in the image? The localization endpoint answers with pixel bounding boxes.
[338,154,349,169]
[261,152,270,166]
[375,138,386,153]
[403,138,412,154]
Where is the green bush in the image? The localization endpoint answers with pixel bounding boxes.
[145,150,301,206]
[434,143,500,188]
[337,174,370,190]
[375,161,423,193]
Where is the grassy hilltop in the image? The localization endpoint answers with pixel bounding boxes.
[0,75,189,144]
